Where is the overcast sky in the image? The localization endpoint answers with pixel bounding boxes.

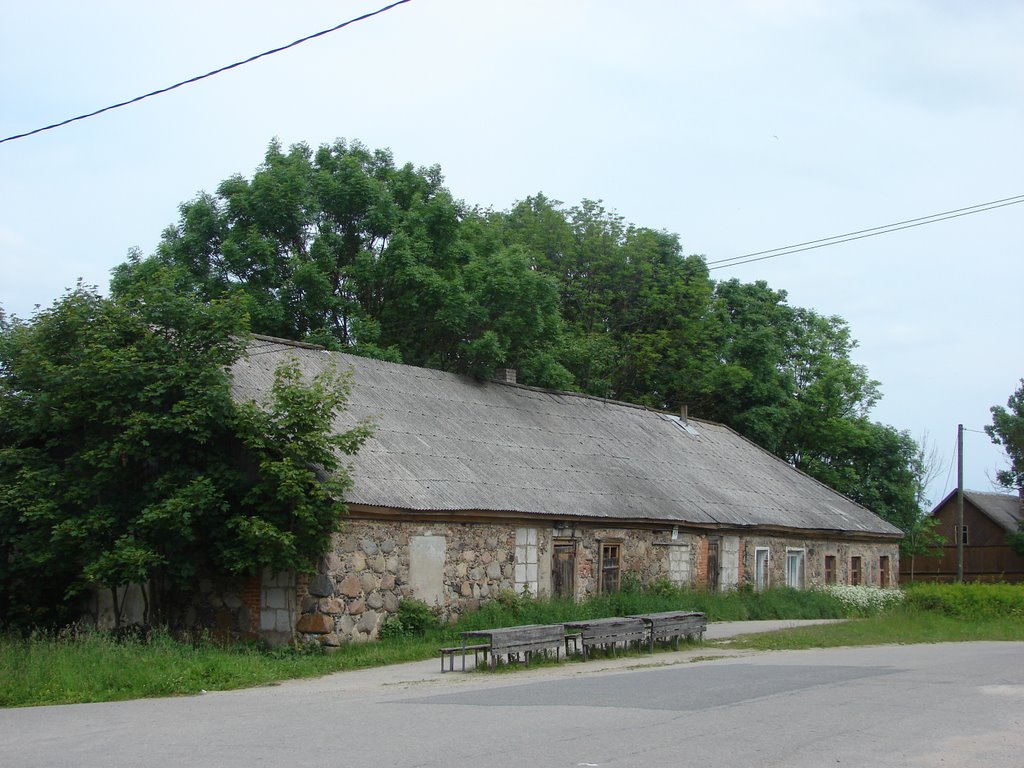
[2,0,1021,506]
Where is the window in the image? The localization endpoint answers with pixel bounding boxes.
[754,548,769,591]
[850,556,863,585]
[785,549,805,589]
[824,555,837,585]
[599,543,621,594]
[879,555,890,588]
[954,525,969,545]
[514,527,538,596]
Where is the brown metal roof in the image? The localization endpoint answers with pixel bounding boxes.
[231,336,902,537]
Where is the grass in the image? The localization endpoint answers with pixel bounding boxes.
[3,583,1023,708]
[725,609,1024,651]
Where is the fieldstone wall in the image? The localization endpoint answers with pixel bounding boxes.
[740,535,900,588]
[290,518,901,647]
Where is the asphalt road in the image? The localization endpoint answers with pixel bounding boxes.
[2,640,1023,768]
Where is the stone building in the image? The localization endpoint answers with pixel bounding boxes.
[221,335,902,646]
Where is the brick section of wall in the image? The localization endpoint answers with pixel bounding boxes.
[239,573,262,633]
[695,536,709,589]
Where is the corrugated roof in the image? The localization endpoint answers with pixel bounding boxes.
[231,337,902,537]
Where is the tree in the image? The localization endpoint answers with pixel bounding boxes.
[986,380,1024,555]
[113,139,568,385]
[986,379,1024,492]
[0,272,369,629]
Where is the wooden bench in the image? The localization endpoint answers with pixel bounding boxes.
[630,611,707,652]
[563,617,648,661]
[439,643,490,673]
[462,624,567,670]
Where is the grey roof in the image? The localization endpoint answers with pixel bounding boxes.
[231,336,902,537]
[966,491,1022,533]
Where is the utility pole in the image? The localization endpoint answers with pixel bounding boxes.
[956,423,964,584]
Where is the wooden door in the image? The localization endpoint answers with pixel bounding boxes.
[552,542,576,599]
[707,538,720,592]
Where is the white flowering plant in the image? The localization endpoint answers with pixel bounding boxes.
[817,584,905,616]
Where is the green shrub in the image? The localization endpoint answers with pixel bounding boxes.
[903,583,1024,620]
[378,599,438,640]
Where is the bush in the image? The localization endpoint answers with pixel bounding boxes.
[903,583,1024,620]
[378,599,438,640]
[815,585,904,616]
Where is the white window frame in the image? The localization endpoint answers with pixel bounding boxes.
[785,548,805,589]
[754,547,770,591]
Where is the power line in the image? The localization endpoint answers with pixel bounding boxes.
[0,0,413,146]
[707,194,1024,271]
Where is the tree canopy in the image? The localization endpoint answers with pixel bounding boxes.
[986,380,1024,556]
[0,272,369,629]
[110,137,928,537]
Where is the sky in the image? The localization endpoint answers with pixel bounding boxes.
[1,0,1021,507]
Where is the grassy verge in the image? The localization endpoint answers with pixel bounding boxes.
[3,583,1022,707]
[725,610,1024,651]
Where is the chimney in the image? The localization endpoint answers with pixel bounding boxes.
[680,404,689,424]
[494,368,517,385]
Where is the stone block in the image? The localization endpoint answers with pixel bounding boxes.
[321,633,342,647]
[320,597,344,615]
[296,613,331,634]
[265,588,287,610]
[361,538,379,556]
[371,556,386,574]
[341,537,359,553]
[359,573,378,593]
[260,610,276,631]
[383,592,399,613]
[348,599,365,615]
[460,581,472,597]
[386,556,399,573]
[461,550,477,563]
[380,574,396,590]
[456,562,468,579]
[351,552,366,572]
[469,567,482,581]
[339,574,361,598]
[486,562,501,580]
[275,609,292,633]
[481,552,492,565]
[307,574,335,598]
[357,610,379,635]
[300,595,318,613]
[338,613,356,637]
[485,537,498,549]
[366,591,384,610]
[323,553,342,572]
[380,539,396,554]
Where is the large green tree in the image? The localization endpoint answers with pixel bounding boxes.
[986,380,1024,555]
[0,273,369,629]
[114,139,569,386]
[986,379,1024,493]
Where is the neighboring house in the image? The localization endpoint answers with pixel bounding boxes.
[901,489,1024,584]
[220,336,901,645]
